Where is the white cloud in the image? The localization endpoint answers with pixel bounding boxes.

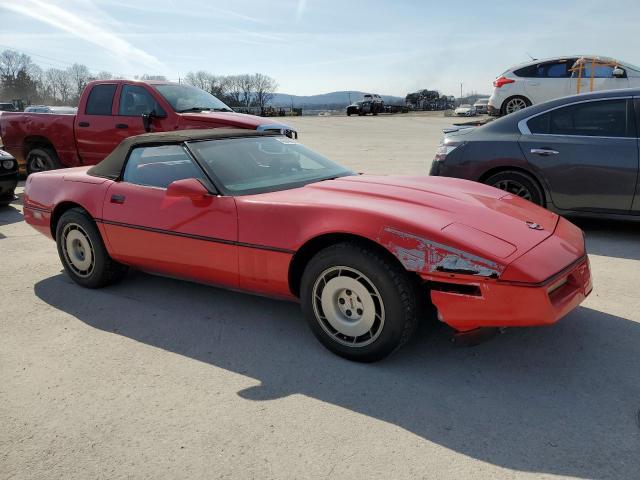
[0,0,165,71]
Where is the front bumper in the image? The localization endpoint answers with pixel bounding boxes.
[429,256,592,331]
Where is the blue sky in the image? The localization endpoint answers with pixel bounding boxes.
[1,0,639,97]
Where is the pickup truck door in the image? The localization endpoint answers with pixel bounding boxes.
[75,83,119,165]
[101,143,239,288]
[112,83,175,142]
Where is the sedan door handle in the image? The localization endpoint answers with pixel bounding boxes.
[110,194,126,204]
[78,121,90,127]
[115,123,128,129]
[530,148,559,156]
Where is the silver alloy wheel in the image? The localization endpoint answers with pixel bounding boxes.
[492,179,532,201]
[312,266,385,348]
[505,97,528,114]
[62,223,95,277]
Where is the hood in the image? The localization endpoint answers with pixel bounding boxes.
[179,111,267,128]
[292,175,558,266]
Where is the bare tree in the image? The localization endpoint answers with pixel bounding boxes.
[252,73,278,111]
[67,63,90,99]
[94,71,113,80]
[184,70,211,91]
[224,75,243,107]
[0,49,32,80]
[236,74,255,108]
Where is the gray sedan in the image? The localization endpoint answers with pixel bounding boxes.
[431,89,640,219]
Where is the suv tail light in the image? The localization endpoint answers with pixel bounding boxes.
[493,76,515,88]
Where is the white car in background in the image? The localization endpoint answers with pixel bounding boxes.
[454,104,476,116]
[488,55,640,116]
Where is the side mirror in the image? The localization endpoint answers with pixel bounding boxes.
[166,178,209,199]
[613,67,625,78]
[141,110,157,132]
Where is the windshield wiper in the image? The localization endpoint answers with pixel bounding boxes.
[177,107,212,113]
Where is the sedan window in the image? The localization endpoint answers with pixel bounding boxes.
[527,99,633,138]
[123,144,205,188]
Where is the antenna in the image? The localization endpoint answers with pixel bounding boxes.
[526,52,537,61]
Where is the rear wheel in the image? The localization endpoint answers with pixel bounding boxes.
[26,147,61,175]
[300,243,419,362]
[501,96,530,115]
[56,208,128,288]
[485,170,544,206]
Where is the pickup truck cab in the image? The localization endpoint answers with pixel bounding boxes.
[0,80,296,174]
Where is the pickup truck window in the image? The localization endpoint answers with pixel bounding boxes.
[154,84,232,113]
[118,84,166,117]
[86,84,117,115]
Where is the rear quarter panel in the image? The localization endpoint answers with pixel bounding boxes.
[0,112,80,167]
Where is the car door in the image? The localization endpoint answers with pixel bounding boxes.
[519,97,638,212]
[568,61,630,95]
[632,98,640,213]
[101,143,239,287]
[75,83,118,165]
[523,60,575,104]
[112,83,174,142]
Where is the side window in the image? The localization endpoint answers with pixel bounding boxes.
[123,145,205,188]
[549,99,630,137]
[85,84,117,115]
[545,62,569,78]
[527,113,550,134]
[118,85,166,116]
[572,63,615,78]
[513,65,538,77]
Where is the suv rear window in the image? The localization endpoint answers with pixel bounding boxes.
[85,84,117,115]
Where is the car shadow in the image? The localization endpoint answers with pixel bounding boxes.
[34,271,640,479]
[573,218,640,261]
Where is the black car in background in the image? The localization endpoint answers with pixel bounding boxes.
[0,149,18,206]
[431,89,640,220]
[0,102,18,112]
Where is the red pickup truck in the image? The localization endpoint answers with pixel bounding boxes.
[0,80,297,174]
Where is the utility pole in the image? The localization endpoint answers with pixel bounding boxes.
[460,82,463,100]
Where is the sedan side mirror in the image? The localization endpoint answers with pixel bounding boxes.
[167,178,209,199]
[612,67,625,78]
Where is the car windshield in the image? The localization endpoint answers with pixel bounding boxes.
[187,136,354,195]
[153,84,233,113]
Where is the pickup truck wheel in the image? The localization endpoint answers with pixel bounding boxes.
[300,242,419,362]
[56,208,128,288]
[26,148,61,174]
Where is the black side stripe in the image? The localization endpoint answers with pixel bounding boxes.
[95,219,295,254]
[24,205,52,214]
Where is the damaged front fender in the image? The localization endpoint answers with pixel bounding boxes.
[378,226,504,278]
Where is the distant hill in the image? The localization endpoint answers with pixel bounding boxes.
[271,91,405,108]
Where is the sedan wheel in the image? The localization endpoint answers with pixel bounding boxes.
[485,171,544,206]
[300,242,420,362]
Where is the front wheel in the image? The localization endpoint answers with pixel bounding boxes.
[300,243,419,362]
[56,208,128,288]
[485,170,544,206]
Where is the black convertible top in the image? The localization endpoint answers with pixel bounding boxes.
[87,128,278,180]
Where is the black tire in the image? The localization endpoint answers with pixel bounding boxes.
[26,147,62,175]
[55,207,128,288]
[484,170,544,206]
[300,242,419,362]
[500,95,531,116]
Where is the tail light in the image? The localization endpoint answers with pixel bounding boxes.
[493,76,515,88]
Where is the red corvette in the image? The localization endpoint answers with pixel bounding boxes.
[24,129,592,361]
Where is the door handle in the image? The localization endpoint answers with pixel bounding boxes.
[110,194,126,204]
[78,121,90,127]
[530,148,559,156]
[115,123,128,129]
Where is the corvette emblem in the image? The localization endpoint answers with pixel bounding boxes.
[526,221,544,230]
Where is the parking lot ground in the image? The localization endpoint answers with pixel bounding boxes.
[1,114,640,480]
